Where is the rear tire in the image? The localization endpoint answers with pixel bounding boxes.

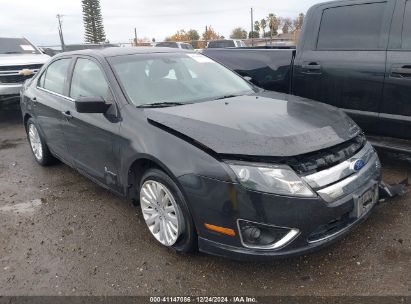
[139,168,197,253]
[26,118,57,166]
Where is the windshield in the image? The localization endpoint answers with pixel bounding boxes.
[109,53,254,106]
[0,38,40,54]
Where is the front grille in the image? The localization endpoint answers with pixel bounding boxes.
[0,64,43,71]
[0,64,43,84]
[0,74,34,84]
[290,134,366,175]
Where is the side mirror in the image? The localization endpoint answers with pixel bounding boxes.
[75,96,110,113]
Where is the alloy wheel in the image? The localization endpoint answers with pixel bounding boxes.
[28,124,43,161]
[140,180,182,246]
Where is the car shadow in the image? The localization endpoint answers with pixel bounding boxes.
[0,99,22,127]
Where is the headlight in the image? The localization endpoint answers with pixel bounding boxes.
[228,162,315,197]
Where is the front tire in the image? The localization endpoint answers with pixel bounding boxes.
[139,168,197,253]
[26,118,56,166]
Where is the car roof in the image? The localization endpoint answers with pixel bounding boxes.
[54,47,193,59]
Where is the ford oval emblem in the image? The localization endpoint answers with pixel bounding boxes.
[352,159,365,171]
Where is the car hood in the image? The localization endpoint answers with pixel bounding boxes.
[145,93,361,157]
[0,54,50,66]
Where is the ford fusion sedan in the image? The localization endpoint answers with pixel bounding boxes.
[20,48,381,260]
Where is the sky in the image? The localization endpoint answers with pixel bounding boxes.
[0,0,321,46]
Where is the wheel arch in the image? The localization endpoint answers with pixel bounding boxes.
[23,113,32,131]
[126,154,181,202]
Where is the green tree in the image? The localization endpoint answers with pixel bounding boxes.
[82,0,106,43]
[230,27,247,39]
[186,29,200,41]
[186,29,200,48]
[248,31,259,38]
[260,18,267,37]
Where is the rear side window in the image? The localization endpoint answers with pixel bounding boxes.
[43,59,71,95]
[70,58,111,101]
[317,2,386,50]
[402,0,411,49]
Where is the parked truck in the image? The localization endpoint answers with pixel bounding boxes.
[203,0,411,152]
[0,37,49,103]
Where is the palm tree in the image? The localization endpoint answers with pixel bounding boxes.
[260,18,267,38]
[267,13,278,42]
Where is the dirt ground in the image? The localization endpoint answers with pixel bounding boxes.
[0,102,410,296]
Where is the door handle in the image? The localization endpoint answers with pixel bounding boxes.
[301,62,322,74]
[391,66,411,78]
[62,111,73,120]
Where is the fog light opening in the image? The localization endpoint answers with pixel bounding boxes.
[238,219,299,250]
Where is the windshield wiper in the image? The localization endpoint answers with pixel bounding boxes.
[3,51,23,54]
[137,102,188,108]
[212,94,242,101]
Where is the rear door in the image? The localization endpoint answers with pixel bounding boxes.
[33,57,73,163]
[293,0,394,135]
[380,0,411,139]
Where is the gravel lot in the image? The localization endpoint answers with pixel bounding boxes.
[0,102,410,296]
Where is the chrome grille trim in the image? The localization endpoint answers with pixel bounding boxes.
[0,69,41,77]
[316,153,381,203]
[302,142,375,189]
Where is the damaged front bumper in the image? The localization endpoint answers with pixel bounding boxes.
[179,142,385,260]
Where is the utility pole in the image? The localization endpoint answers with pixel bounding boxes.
[205,25,208,47]
[250,7,254,46]
[56,14,65,52]
[134,28,138,46]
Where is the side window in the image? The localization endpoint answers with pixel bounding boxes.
[37,70,46,88]
[317,2,387,50]
[402,0,411,49]
[43,59,71,95]
[70,58,111,101]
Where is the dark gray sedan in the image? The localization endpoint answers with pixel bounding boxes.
[20,47,381,260]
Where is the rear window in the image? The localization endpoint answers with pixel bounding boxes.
[156,42,178,48]
[0,37,40,54]
[402,0,411,49]
[317,2,386,50]
[207,40,236,48]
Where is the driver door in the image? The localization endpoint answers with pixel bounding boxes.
[60,56,121,191]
